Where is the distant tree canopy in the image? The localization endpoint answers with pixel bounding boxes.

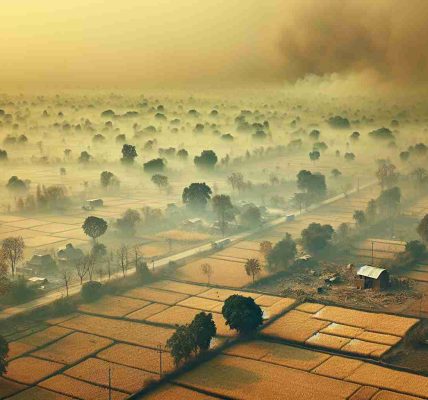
[182,182,212,210]
[296,170,327,199]
[212,194,234,236]
[177,149,189,160]
[309,129,320,140]
[350,131,360,141]
[6,176,27,192]
[327,116,350,129]
[194,150,218,170]
[78,151,91,163]
[309,150,320,162]
[301,223,334,253]
[82,216,108,242]
[368,127,395,140]
[353,210,366,226]
[143,158,165,173]
[0,149,7,161]
[377,187,401,217]
[151,174,168,190]
[417,214,428,243]
[116,209,141,236]
[240,205,261,228]
[222,295,263,335]
[0,335,8,376]
[121,144,137,164]
[100,171,119,188]
[266,233,297,271]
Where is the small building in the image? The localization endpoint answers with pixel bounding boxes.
[182,218,204,229]
[26,254,56,273]
[57,243,84,264]
[355,265,389,291]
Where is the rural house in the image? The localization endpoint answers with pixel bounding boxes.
[355,265,390,291]
[27,254,56,273]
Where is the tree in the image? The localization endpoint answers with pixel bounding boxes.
[59,267,73,297]
[331,168,342,178]
[376,163,399,190]
[228,172,245,192]
[189,312,216,352]
[116,209,141,236]
[240,206,261,228]
[405,240,426,261]
[0,236,25,277]
[151,174,169,191]
[417,214,428,243]
[6,176,27,193]
[182,182,212,210]
[0,262,9,296]
[244,258,261,283]
[0,335,8,376]
[353,210,366,226]
[144,158,165,172]
[81,281,103,302]
[200,263,213,284]
[212,194,234,236]
[194,150,218,170]
[121,144,137,164]
[78,151,91,163]
[366,199,377,221]
[259,241,272,260]
[82,216,108,242]
[167,325,196,367]
[100,171,119,188]
[309,150,320,162]
[377,187,401,217]
[266,234,296,271]
[177,149,188,160]
[301,223,334,253]
[410,168,428,191]
[296,170,326,199]
[117,244,128,277]
[74,255,90,285]
[222,295,263,335]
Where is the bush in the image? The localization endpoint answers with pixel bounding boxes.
[50,296,76,316]
[81,281,103,302]
[5,277,37,304]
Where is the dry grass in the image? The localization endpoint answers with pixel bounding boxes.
[6,387,73,400]
[346,363,428,398]
[39,374,128,400]
[147,306,202,326]
[33,332,112,364]
[156,230,211,242]
[5,356,64,384]
[312,356,364,380]
[60,314,174,348]
[125,303,169,321]
[17,326,72,348]
[174,354,360,400]
[64,358,157,394]
[122,287,189,305]
[78,295,150,317]
[147,280,207,295]
[97,343,175,374]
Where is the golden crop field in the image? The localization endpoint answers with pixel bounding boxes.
[5,387,73,400]
[6,342,36,361]
[32,332,112,364]
[125,303,170,321]
[156,229,211,242]
[16,326,72,348]
[143,384,220,399]
[147,305,202,326]
[147,280,208,295]
[122,287,189,305]
[0,377,27,399]
[78,295,150,318]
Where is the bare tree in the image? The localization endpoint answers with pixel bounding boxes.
[60,267,73,297]
[200,263,213,285]
[74,257,89,285]
[87,254,96,281]
[117,245,128,277]
[0,236,25,278]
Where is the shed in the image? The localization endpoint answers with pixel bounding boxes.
[355,265,389,291]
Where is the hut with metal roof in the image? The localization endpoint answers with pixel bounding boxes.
[355,265,389,291]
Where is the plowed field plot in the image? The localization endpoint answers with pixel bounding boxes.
[59,314,174,348]
[174,354,360,400]
[215,246,262,261]
[32,332,112,364]
[6,342,36,360]
[176,257,251,287]
[39,374,127,400]
[261,304,419,358]
[0,377,27,399]
[64,358,157,394]
[198,288,262,301]
[97,343,175,374]
[147,280,207,295]
[6,387,73,400]
[17,326,72,348]
[5,356,64,384]
[147,305,202,326]
[78,295,150,317]
[143,384,220,399]
[177,296,223,311]
[122,287,189,305]
[125,303,169,320]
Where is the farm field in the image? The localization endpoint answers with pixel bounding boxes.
[262,302,419,358]
[0,279,295,399]
[137,339,428,400]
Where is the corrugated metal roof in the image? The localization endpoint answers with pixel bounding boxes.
[357,265,386,279]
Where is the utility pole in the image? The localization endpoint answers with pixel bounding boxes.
[108,367,112,400]
[371,240,374,266]
[157,344,163,378]
[152,258,155,271]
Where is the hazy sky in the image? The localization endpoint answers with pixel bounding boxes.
[0,0,284,89]
[2,0,428,90]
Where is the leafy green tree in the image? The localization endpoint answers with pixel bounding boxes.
[353,210,366,226]
[81,281,103,302]
[151,174,168,191]
[377,187,401,217]
[266,233,296,271]
[143,158,165,172]
[121,144,137,164]
[0,236,25,278]
[301,223,334,253]
[331,168,342,178]
[296,170,326,199]
[240,205,261,227]
[309,150,320,162]
[100,171,119,187]
[182,182,212,210]
[189,312,216,352]
[366,199,377,221]
[222,295,263,335]
[167,325,196,367]
[82,216,108,242]
[0,335,8,376]
[194,150,218,170]
[417,214,428,243]
[212,194,234,236]
[244,258,261,283]
[78,151,91,163]
[405,240,426,260]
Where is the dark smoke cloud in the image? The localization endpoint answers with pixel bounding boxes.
[279,0,428,84]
